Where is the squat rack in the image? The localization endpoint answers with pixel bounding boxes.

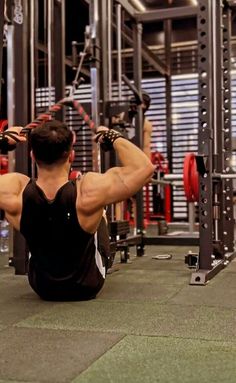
[190,0,235,284]
[98,0,236,284]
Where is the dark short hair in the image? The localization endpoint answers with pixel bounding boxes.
[29,120,73,165]
[129,91,151,108]
[142,91,151,111]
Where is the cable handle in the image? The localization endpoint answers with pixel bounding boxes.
[21,97,97,134]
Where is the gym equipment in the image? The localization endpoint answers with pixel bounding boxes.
[183,153,199,202]
[0,155,8,174]
[69,170,82,180]
[152,254,172,260]
[150,151,171,223]
[164,152,236,203]
[21,97,96,135]
[0,120,8,132]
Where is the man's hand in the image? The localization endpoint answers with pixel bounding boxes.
[94,126,109,143]
[4,126,27,145]
[96,126,109,133]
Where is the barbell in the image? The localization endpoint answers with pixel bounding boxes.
[160,153,235,203]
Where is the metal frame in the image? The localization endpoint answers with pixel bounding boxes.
[0,0,4,105]
[221,3,234,254]
[89,0,100,172]
[145,236,199,246]
[164,18,173,220]
[115,0,136,18]
[53,0,65,119]
[190,0,235,285]
[93,1,149,255]
[10,0,66,274]
[8,0,31,274]
[135,6,198,23]
[132,20,145,255]
[113,21,168,76]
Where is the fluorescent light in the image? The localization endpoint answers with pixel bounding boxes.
[129,0,146,12]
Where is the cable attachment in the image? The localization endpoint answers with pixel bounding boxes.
[61,97,96,132]
[95,129,124,152]
[0,130,21,152]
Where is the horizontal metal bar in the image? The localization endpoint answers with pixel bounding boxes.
[151,178,171,186]
[215,173,236,179]
[164,174,183,181]
[135,6,198,23]
[141,39,169,76]
[144,235,199,246]
[116,0,136,18]
[163,172,236,182]
[110,234,142,247]
[37,42,90,77]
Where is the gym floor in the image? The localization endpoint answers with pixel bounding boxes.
[1,243,236,383]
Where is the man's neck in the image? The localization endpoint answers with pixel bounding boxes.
[36,164,70,198]
[37,165,69,180]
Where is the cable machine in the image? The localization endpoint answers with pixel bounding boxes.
[4,0,65,274]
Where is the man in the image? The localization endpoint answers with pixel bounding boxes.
[0,121,154,301]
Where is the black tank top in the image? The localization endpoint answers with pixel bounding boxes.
[20,179,95,279]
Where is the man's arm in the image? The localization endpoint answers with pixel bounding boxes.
[143,118,153,159]
[0,126,27,152]
[0,127,29,218]
[79,130,155,213]
[0,173,29,215]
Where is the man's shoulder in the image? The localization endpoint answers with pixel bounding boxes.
[79,171,105,191]
[1,172,29,184]
[82,171,103,182]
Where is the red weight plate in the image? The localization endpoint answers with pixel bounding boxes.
[183,153,195,202]
[0,120,8,132]
[69,170,82,180]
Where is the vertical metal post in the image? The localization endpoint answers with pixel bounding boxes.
[7,26,15,137]
[53,0,65,120]
[133,21,144,246]
[89,0,100,172]
[191,0,235,285]
[11,0,31,274]
[197,0,214,272]
[47,0,53,107]
[0,0,4,104]
[99,0,112,179]
[116,3,122,100]
[210,0,223,255]
[164,18,173,220]
[29,0,37,179]
[188,202,195,233]
[107,0,113,100]
[34,0,39,89]
[99,0,108,125]
[30,0,35,120]
[7,25,15,265]
[221,3,234,253]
